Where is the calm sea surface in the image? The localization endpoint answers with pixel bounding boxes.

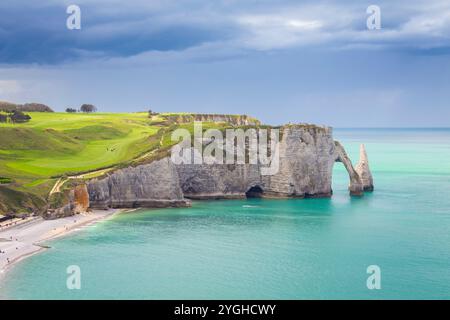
[2,129,450,299]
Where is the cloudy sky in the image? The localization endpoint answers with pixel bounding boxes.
[1,0,449,126]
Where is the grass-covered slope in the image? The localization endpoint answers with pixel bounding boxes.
[0,112,165,215]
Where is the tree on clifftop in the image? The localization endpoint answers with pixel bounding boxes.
[10,110,31,123]
[80,104,97,113]
[148,109,159,117]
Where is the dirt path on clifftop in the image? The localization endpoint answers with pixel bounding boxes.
[48,168,114,196]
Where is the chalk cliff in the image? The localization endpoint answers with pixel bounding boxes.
[87,124,372,209]
[355,144,374,191]
[163,114,260,126]
[175,125,336,198]
[88,157,190,209]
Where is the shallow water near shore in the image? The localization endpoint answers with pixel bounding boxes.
[2,128,450,299]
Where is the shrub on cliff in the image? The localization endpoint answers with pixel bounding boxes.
[80,104,97,113]
[0,101,53,112]
[0,101,17,112]
[10,110,31,123]
[148,109,159,117]
[0,110,32,123]
[20,103,54,112]
[0,177,12,184]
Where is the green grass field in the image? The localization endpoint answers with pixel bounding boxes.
[0,112,165,202]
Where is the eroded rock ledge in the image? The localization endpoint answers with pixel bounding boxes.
[88,158,191,209]
[163,114,260,126]
[87,125,373,210]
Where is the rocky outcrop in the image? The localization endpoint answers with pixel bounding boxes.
[264,125,336,198]
[88,158,191,209]
[87,124,372,208]
[73,184,90,213]
[44,184,90,219]
[355,144,374,191]
[164,114,260,126]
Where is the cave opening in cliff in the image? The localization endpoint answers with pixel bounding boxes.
[246,186,263,198]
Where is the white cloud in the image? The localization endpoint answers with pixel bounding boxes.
[0,80,21,97]
[4,0,450,67]
[227,2,450,52]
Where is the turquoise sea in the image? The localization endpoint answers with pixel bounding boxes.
[2,128,450,299]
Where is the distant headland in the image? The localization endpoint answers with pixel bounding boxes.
[0,104,373,220]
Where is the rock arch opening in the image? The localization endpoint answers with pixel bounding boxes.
[245,185,263,198]
[334,141,363,196]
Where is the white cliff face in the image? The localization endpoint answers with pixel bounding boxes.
[88,158,191,209]
[175,125,336,199]
[262,125,336,197]
[87,125,373,209]
[164,114,260,126]
[175,163,261,199]
[355,144,374,191]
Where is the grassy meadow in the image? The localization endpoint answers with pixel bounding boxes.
[0,112,166,211]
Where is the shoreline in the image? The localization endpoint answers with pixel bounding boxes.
[0,209,123,292]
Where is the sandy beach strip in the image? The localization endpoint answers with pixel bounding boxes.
[0,209,120,284]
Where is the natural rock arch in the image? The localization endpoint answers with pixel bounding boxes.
[334,141,364,196]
